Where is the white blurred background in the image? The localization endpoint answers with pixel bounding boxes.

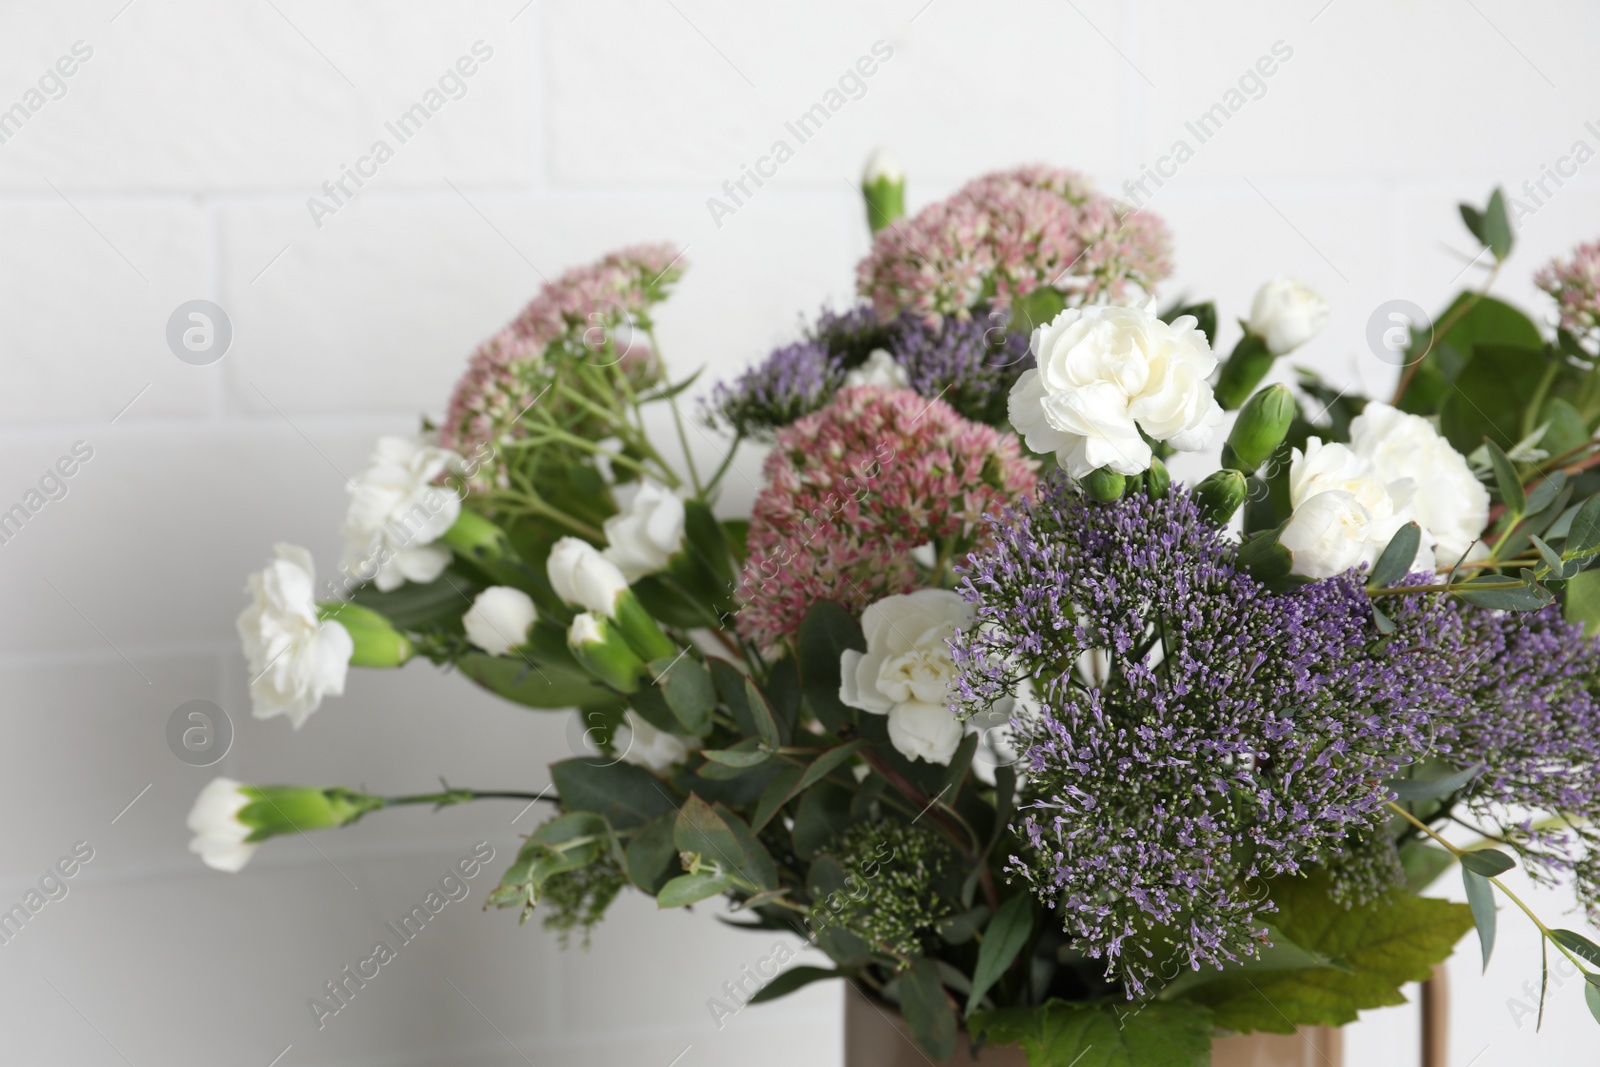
[1,1,1598,1064]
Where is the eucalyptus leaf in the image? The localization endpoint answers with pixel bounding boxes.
[1369,522,1422,589]
[657,870,732,908]
[1464,868,1497,971]
[747,966,843,1005]
[549,759,675,830]
[1552,929,1600,968]
[1460,849,1516,877]
[1385,764,1480,801]
[898,958,957,1061]
[745,678,784,749]
[654,654,714,735]
[1484,439,1525,514]
[967,893,1035,1012]
[1567,496,1600,556]
[797,600,865,733]
[673,794,746,873]
[798,740,865,792]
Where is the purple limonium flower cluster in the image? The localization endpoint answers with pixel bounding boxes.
[952,482,1451,993]
[709,304,1032,435]
[1389,593,1600,920]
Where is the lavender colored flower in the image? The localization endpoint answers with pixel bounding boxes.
[1385,593,1600,920]
[709,338,844,439]
[953,482,1449,993]
[890,313,1033,425]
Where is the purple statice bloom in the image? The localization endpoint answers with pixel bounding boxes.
[708,337,843,439]
[891,313,1033,425]
[953,480,1450,993]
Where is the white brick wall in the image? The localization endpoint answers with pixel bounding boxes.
[2,1,1597,1064]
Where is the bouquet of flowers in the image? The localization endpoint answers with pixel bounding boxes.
[191,157,1600,1065]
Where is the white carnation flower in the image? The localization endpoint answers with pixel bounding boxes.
[1282,437,1437,581]
[1247,279,1329,355]
[1349,402,1488,566]
[186,778,258,873]
[602,479,685,582]
[462,586,538,657]
[1008,304,1223,478]
[236,544,352,728]
[839,589,972,765]
[341,435,463,592]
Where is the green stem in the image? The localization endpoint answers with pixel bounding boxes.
[382,789,559,808]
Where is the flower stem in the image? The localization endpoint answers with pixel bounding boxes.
[381,789,560,808]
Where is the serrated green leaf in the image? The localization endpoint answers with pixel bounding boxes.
[967,893,1034,1012]
[1187,871,1475,1032]
[657,870,731,908]
[1464,868,1497,971]
[1369,522,1422,588]
[898,958,957,1061]
[971,999,1212,1067]
[1485,439,1525,514]
[1460,849,1516,877]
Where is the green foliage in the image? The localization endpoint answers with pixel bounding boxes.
[971,1000,1213,1067]
[1464,868,1497,971]
[1184,872,1474,1032]
[898,957,958,1061]
[548,759,675,830]
[797,600,866,734]
[967,893,1035,1012]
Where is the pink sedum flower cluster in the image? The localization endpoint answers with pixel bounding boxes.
[735,386,1038,653]
[1536,238,1600,338]
[855,166,1172,324]
[440,243,685,470]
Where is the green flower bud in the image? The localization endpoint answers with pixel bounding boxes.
[1212,333,1274,411]
[568,612,646,693]
[1223,384,1295,472]
[1083,467,1126,503]
[1145,457,1171,500]
[1193,469,1247,526]
[317,602,411,668]
[442,508,510,563]
[861,149,905,235]
[239,785,382,841]
[612,588,678,662]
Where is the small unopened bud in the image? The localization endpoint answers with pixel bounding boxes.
[1193,469,1247,526]
[1212,333,1274,411]
[442,509,510,562]
[1084,467,1126,503]
[612,588,678,662]
[568,612,646,693]
[1145,457,1171,500]
[317,602,411,668]
[1223,384,1295,472]
[861,148,905,235]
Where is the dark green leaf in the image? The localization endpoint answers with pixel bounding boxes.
[939,732,979,802]
[700,740,771,769]
[1483,187,1513,260]
[967,893,1035,1012]
[549,759,675,830]
[657,871,731,908]
[624,812,680,894]
[1464,868,1497,971]
[897,958,957,1061]
[1399,843,1458,893]
[713,804,778,890]
[1400,295,1542,417]
[791,781,852,862]
[1385,764,1480,801]
[798,740,865,792]
[673,794,745,872]
[682,500,734,586]
[1531,535,1575,579]
[797,600,865,733]
[1526,471,1570,523]
[745,678,784,749]
[1552,929,1600,968]
[654,654,714,735]
[1538,397,1588,459]
[750,764,806,832]
[971,1000,1212,1067]
[348,568,482,630]
[1369,522,1422,588]
[935,905,990,946]
[1459,202,1485,245]
[1485,439,1525,514]
[747,966,843,1005]
[1460,849,1516,877]
[1371,605,1396,634]
[458,652,613,709]
[1438,342,1546,453]
[1568,496,1600,556]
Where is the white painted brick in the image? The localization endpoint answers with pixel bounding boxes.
[0,0,537,192]
[0,202,211,424]
[544,0,1129,187]
[1135,0,1600,181]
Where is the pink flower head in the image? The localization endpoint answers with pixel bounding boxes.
[1535,238,1600,338]
[855,166,1172,325]
[735,386,1039,653]
[440,243,686,480]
